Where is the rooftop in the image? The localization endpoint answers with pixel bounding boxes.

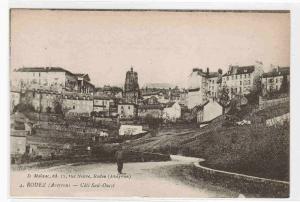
[16,67,75,76]
[262,66,290,78]
[223,65,255,76]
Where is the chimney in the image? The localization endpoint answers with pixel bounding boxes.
[207,67,209,75]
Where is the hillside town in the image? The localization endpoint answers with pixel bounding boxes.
[10,61,290,163]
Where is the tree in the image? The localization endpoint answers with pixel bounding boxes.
[13,103,35,113]
[279,75,289,94]
[219,86,230,114]
[46,106,52,113]
[144,114,162,137]
[54,101,63,114]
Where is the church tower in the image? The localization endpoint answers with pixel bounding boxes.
[124,67,140,103]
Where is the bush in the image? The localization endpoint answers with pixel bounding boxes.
[13,103,35,113]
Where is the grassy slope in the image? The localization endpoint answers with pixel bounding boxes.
[125,102,289,181]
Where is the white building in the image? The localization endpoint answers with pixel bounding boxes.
[12,67,79,93]
[261,66,290,95]
[187,68,221,109]
[222,62,263,98]
[119,125,144,136]
[196,99,223,123]
[10,91,21,112]
[162,102,181,122]
[63,94,93,116]
[117,103,136,119]
[93,95,114,114]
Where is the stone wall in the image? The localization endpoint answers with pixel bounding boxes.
[266,113,289,127]
[259,96,289,110]
[193,162,289,197]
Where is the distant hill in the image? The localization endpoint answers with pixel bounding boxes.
[142,83,176,89]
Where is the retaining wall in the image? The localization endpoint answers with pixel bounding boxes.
[259,96,289,110]
[193,162,289,198]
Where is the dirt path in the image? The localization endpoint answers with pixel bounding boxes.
[10,155,241,198]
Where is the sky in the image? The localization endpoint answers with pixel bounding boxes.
[10,10,290,88]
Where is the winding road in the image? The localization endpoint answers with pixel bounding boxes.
[11,155,241,198]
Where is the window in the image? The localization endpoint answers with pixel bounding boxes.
[227,76,229,81]
[73,105,75,109]
[232,75,234,80]
[128,106,130,110]
[240,81,242,85]
[244,74,246,78]
[240,75,242,79]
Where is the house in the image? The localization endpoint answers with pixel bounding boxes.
[93,94,114,116]
[11,130,27,156]
[138,96,164,118]
[10,90,21,112]
[222,62,263,98]
[141,91,161,100]
[141,96,160,105]
[196,99,223,123]
[117,102,137,119]
[119,125,144,136]
[138,104,164,119]
[94,85,123,97]
[13,67,79,93]
[187,68,221,109]
[11,112,28,160]
[75,73,95,94]
[207,72,221,99]
[62,93,93,116]
[261,66,290,95]
[162,102,181,122]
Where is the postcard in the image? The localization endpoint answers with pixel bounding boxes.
[10,9,290,198]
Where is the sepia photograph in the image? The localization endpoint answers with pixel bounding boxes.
[9,9,290,198]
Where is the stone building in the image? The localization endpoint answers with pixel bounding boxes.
[93,94,114,116]
[62,93,93,116]
[261,66,290,95]
[222,62,263,98]
[75,73,95,94]
[196,99,223,123]
[10,90,21,112]
[117,102,137,119]
[187,68,221,109]
[162,102,181,122]
[12,67,79,93]
[124,67,140,104]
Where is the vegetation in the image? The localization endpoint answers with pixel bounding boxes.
[13,103,35,113]
[125,102,289,181]
[219,86,230,114]
[144,114,163,136]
